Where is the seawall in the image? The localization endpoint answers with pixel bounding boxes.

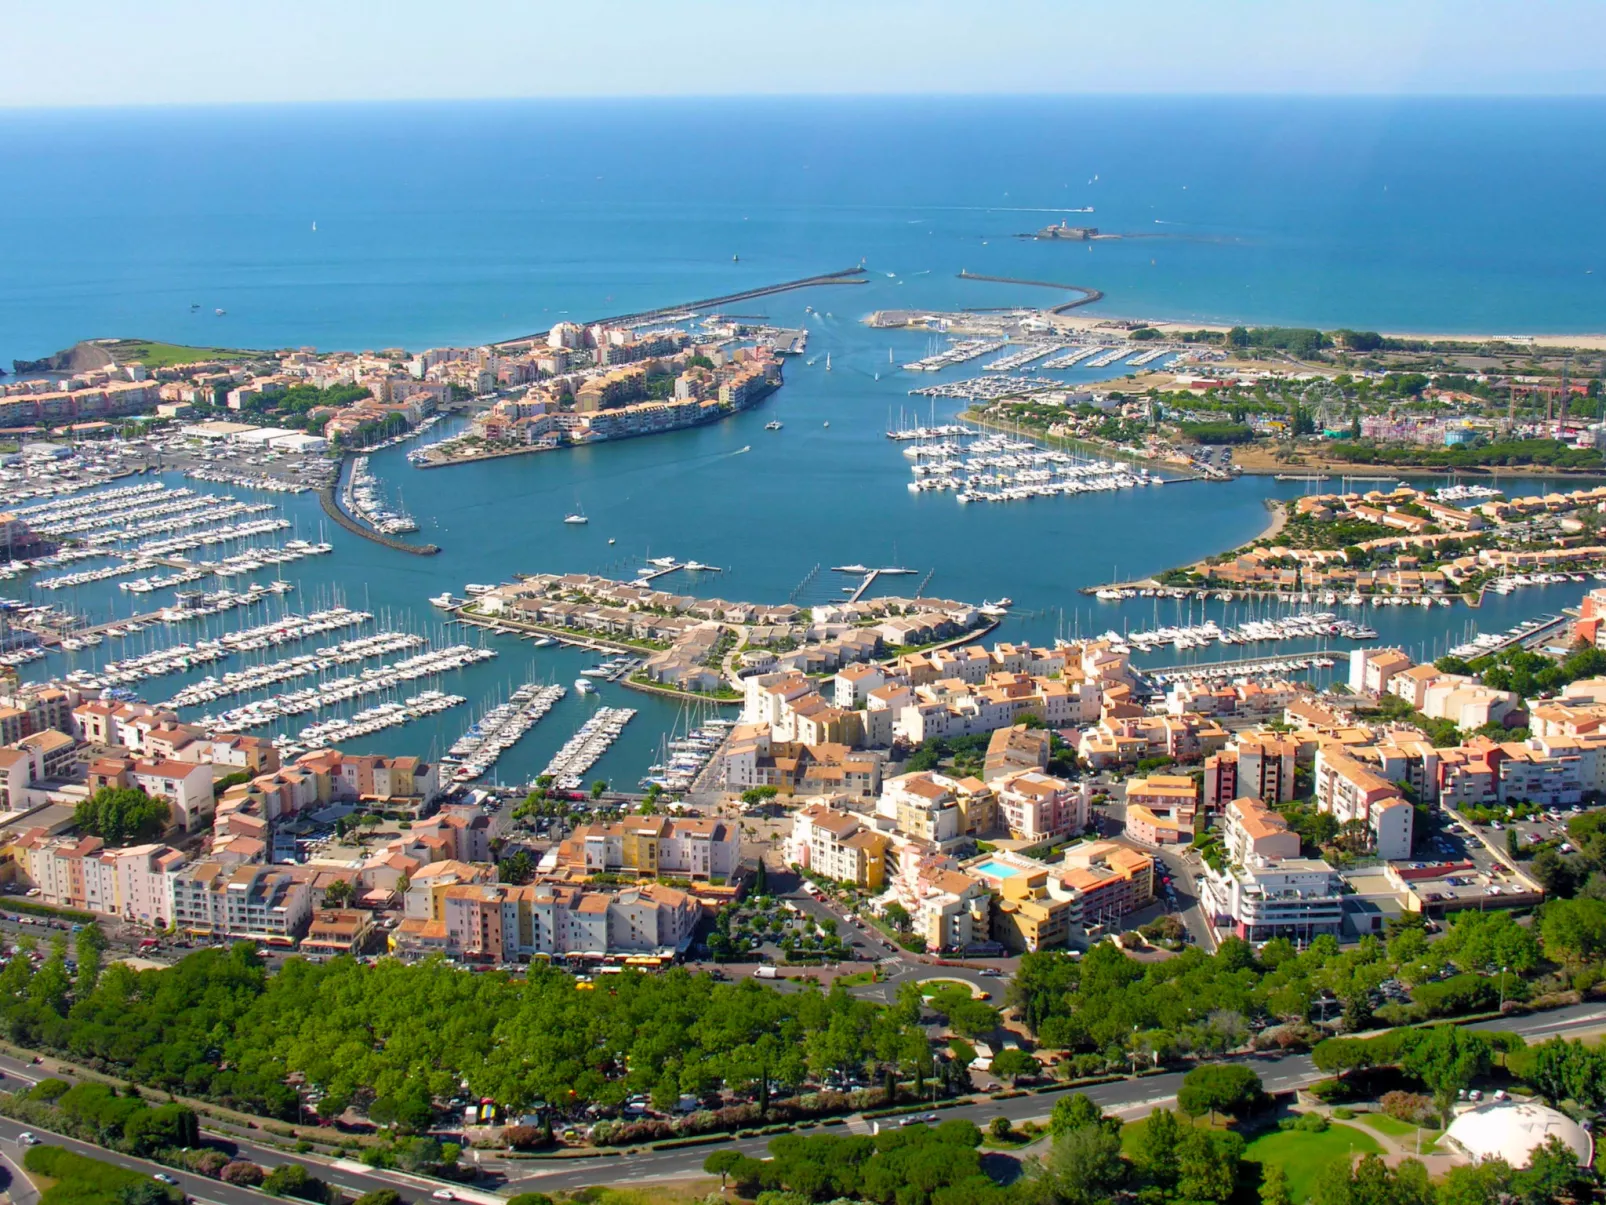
[318,485,440,556]
[493,267,869,347]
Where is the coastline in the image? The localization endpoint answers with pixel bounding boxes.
[1040,310,1606,351]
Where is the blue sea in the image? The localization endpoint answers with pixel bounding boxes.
[4,96,1606,364]
[6,97,1606,789]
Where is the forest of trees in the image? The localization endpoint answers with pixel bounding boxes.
[0,942,932,1123]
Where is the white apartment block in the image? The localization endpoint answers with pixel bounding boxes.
[1202,857,1344,943]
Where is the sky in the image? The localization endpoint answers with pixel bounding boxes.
[2,0,1604,107]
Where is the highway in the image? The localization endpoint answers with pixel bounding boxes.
[0,1001,1605,1199]
[490,1001,1606,1193]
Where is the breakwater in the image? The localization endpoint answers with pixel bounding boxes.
[317,486,439,556]
[956,270,1105,313]
[493,267,869,347]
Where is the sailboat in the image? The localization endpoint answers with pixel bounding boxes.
[563,500,588,525]
[311,220,317,232]
[825,353,832,371]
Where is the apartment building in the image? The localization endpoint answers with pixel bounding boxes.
[1201,856,1345,943]
[87,756,216,833]
[983,725,1051,781]
[170,861,312,942]
[883,853,993,953]
[1059,841,1155,928]
[994,770,1085,843]
[559,816,740,880]
[1313,746,1414,860]
[429,881,699,962]
[1349,647,1413,695]
[1437,737,1586,809]
[876,771,998,847]
[785,803,889,890]
[403,859,498,921]
[721,727,883,798]
[1123,775,1198,848]
[1223,797,1302,865]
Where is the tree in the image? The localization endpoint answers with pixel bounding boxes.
[1133,1107,1182,1191]
[1176,1129,1243,1205]
[119,1184,172,1205]
[261,1164,314,1199]
[1043,1121,1126,1205]
[1403,1026,1492,1127]
[220,1162,265,1187]
[124,1103,200,1154]
[323,879,355,908]
[1050,1092,1113,1138]
[73,787,171,845]
[1513,1134,1588,1205]
[990,1049,1039,1084]
[1259,1162,1293,1205]
[1177,1064,1263,1124]
[1541,896,1606,968]
[1436,1161,1513,1205]
[505,1196,555,1205]
[498,851,535,885]
[76,923,107,996]
[704,1149,744,1191]
[352,1194,401,1205]
[590,780,608,800]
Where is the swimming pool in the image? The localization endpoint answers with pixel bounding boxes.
[973,859,1020,879]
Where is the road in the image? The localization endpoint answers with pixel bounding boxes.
[489,1001,1606,1193]
[1,1000,1605,1199]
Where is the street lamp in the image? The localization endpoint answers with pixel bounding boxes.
[1498,965,1508,1012]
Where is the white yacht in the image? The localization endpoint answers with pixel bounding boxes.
[574,678,597,695]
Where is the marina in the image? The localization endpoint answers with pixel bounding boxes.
[444,681,568,782]
[1144,654,1340,685]
[541,706,638,790]
[57,606,376,690]
[194,642,497,732]
[159,630,428,708]
[900,430,1160,504]
[345,455,420,535]
[641,715,736,793]
[900,338,1005,372]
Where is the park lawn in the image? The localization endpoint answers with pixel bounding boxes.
[104,339,254,368]
[1357,1112,1444,1150]
[834,970,876,987]
[1244,1124,1385,1204]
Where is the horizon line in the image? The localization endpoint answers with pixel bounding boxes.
[4,90,1606,113]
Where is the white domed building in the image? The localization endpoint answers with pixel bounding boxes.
[1444,1100,1593,1169]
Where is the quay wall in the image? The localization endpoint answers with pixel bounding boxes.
[318,485,439,556]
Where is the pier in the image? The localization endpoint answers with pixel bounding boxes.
[492,267,870,348]
[955,270,1104,313]
[1142,653,1341,685]
[847,569,881,603]
[627,560,723,587]
[318,485,440,556]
